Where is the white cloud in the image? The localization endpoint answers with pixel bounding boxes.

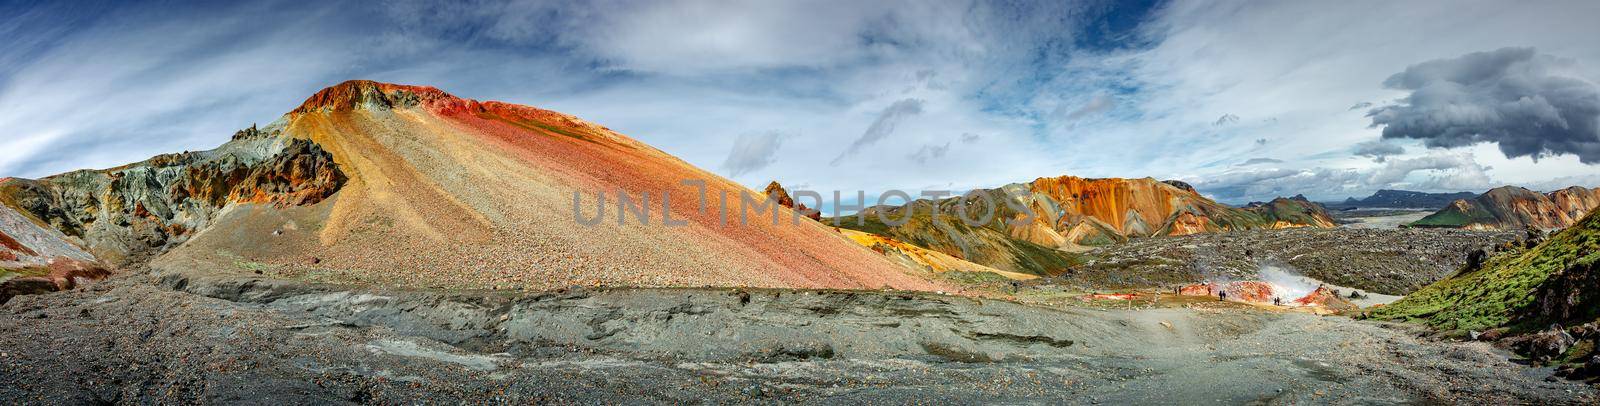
[721,131,789,176]
[908,142,951,165]
[1237,157,1283,166]
[1212,113,1240,126]
[1352,140,1405,162]
[1187,152,1495,202]
[1060,93,1116,121]
[831,98,925,165]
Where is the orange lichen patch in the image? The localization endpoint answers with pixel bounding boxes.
[1083,293,1140,301]
[1290,287,1328,306]
[1179,283,1216,296]
[1179,281,1357,311]
[1228,281,1276,303]
[1286,287,1363,311]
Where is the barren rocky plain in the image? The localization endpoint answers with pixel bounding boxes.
[1054,224,1523,296]
[3,212,1593,404]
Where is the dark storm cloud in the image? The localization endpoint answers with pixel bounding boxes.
[1368,47,1600,163]
[831,98,924,165]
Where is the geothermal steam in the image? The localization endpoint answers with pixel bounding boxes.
[1257,264,1319,301]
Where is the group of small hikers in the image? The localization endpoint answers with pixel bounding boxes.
[1183,282,1320,307]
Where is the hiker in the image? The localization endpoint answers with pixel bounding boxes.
[1218,290,1227,301]
[1273,297,1282,306]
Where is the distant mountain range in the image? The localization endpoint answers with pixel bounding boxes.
[1326,189,1478,209]
[1409,186,1600,230]
[827,176,1335,275]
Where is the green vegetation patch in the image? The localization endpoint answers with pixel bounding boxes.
[1372,210,1600,332]
[1409,204,1496,228]
[0,266,49,278]
[0,266,50,284]
[834,207,1082,276]
[234,261,276,274]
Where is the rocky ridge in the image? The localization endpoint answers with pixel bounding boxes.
[833,176,1334,275]
[1411,185,1600,230]
[1329,189,1478,209]
[0,125,345,267]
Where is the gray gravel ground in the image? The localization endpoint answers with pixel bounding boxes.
[0,271,1593,404]
[1067,227,1521,295]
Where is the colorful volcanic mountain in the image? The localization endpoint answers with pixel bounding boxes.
[832,176,1335,275]
[1410,186,1600,230]
[0,80,955,291]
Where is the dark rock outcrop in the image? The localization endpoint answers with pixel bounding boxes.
[763,181,820,221]
[291,80,455,114]
[0,126,346,266]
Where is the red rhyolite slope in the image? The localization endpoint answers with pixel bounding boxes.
[141,80,945,290]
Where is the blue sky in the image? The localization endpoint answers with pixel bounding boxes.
[3,0,1599,204]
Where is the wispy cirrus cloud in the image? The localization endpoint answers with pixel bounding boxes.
[1237,157,1283,166]
[721,131,789,176]
[831,98,925,166]
[908,142,951,165]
